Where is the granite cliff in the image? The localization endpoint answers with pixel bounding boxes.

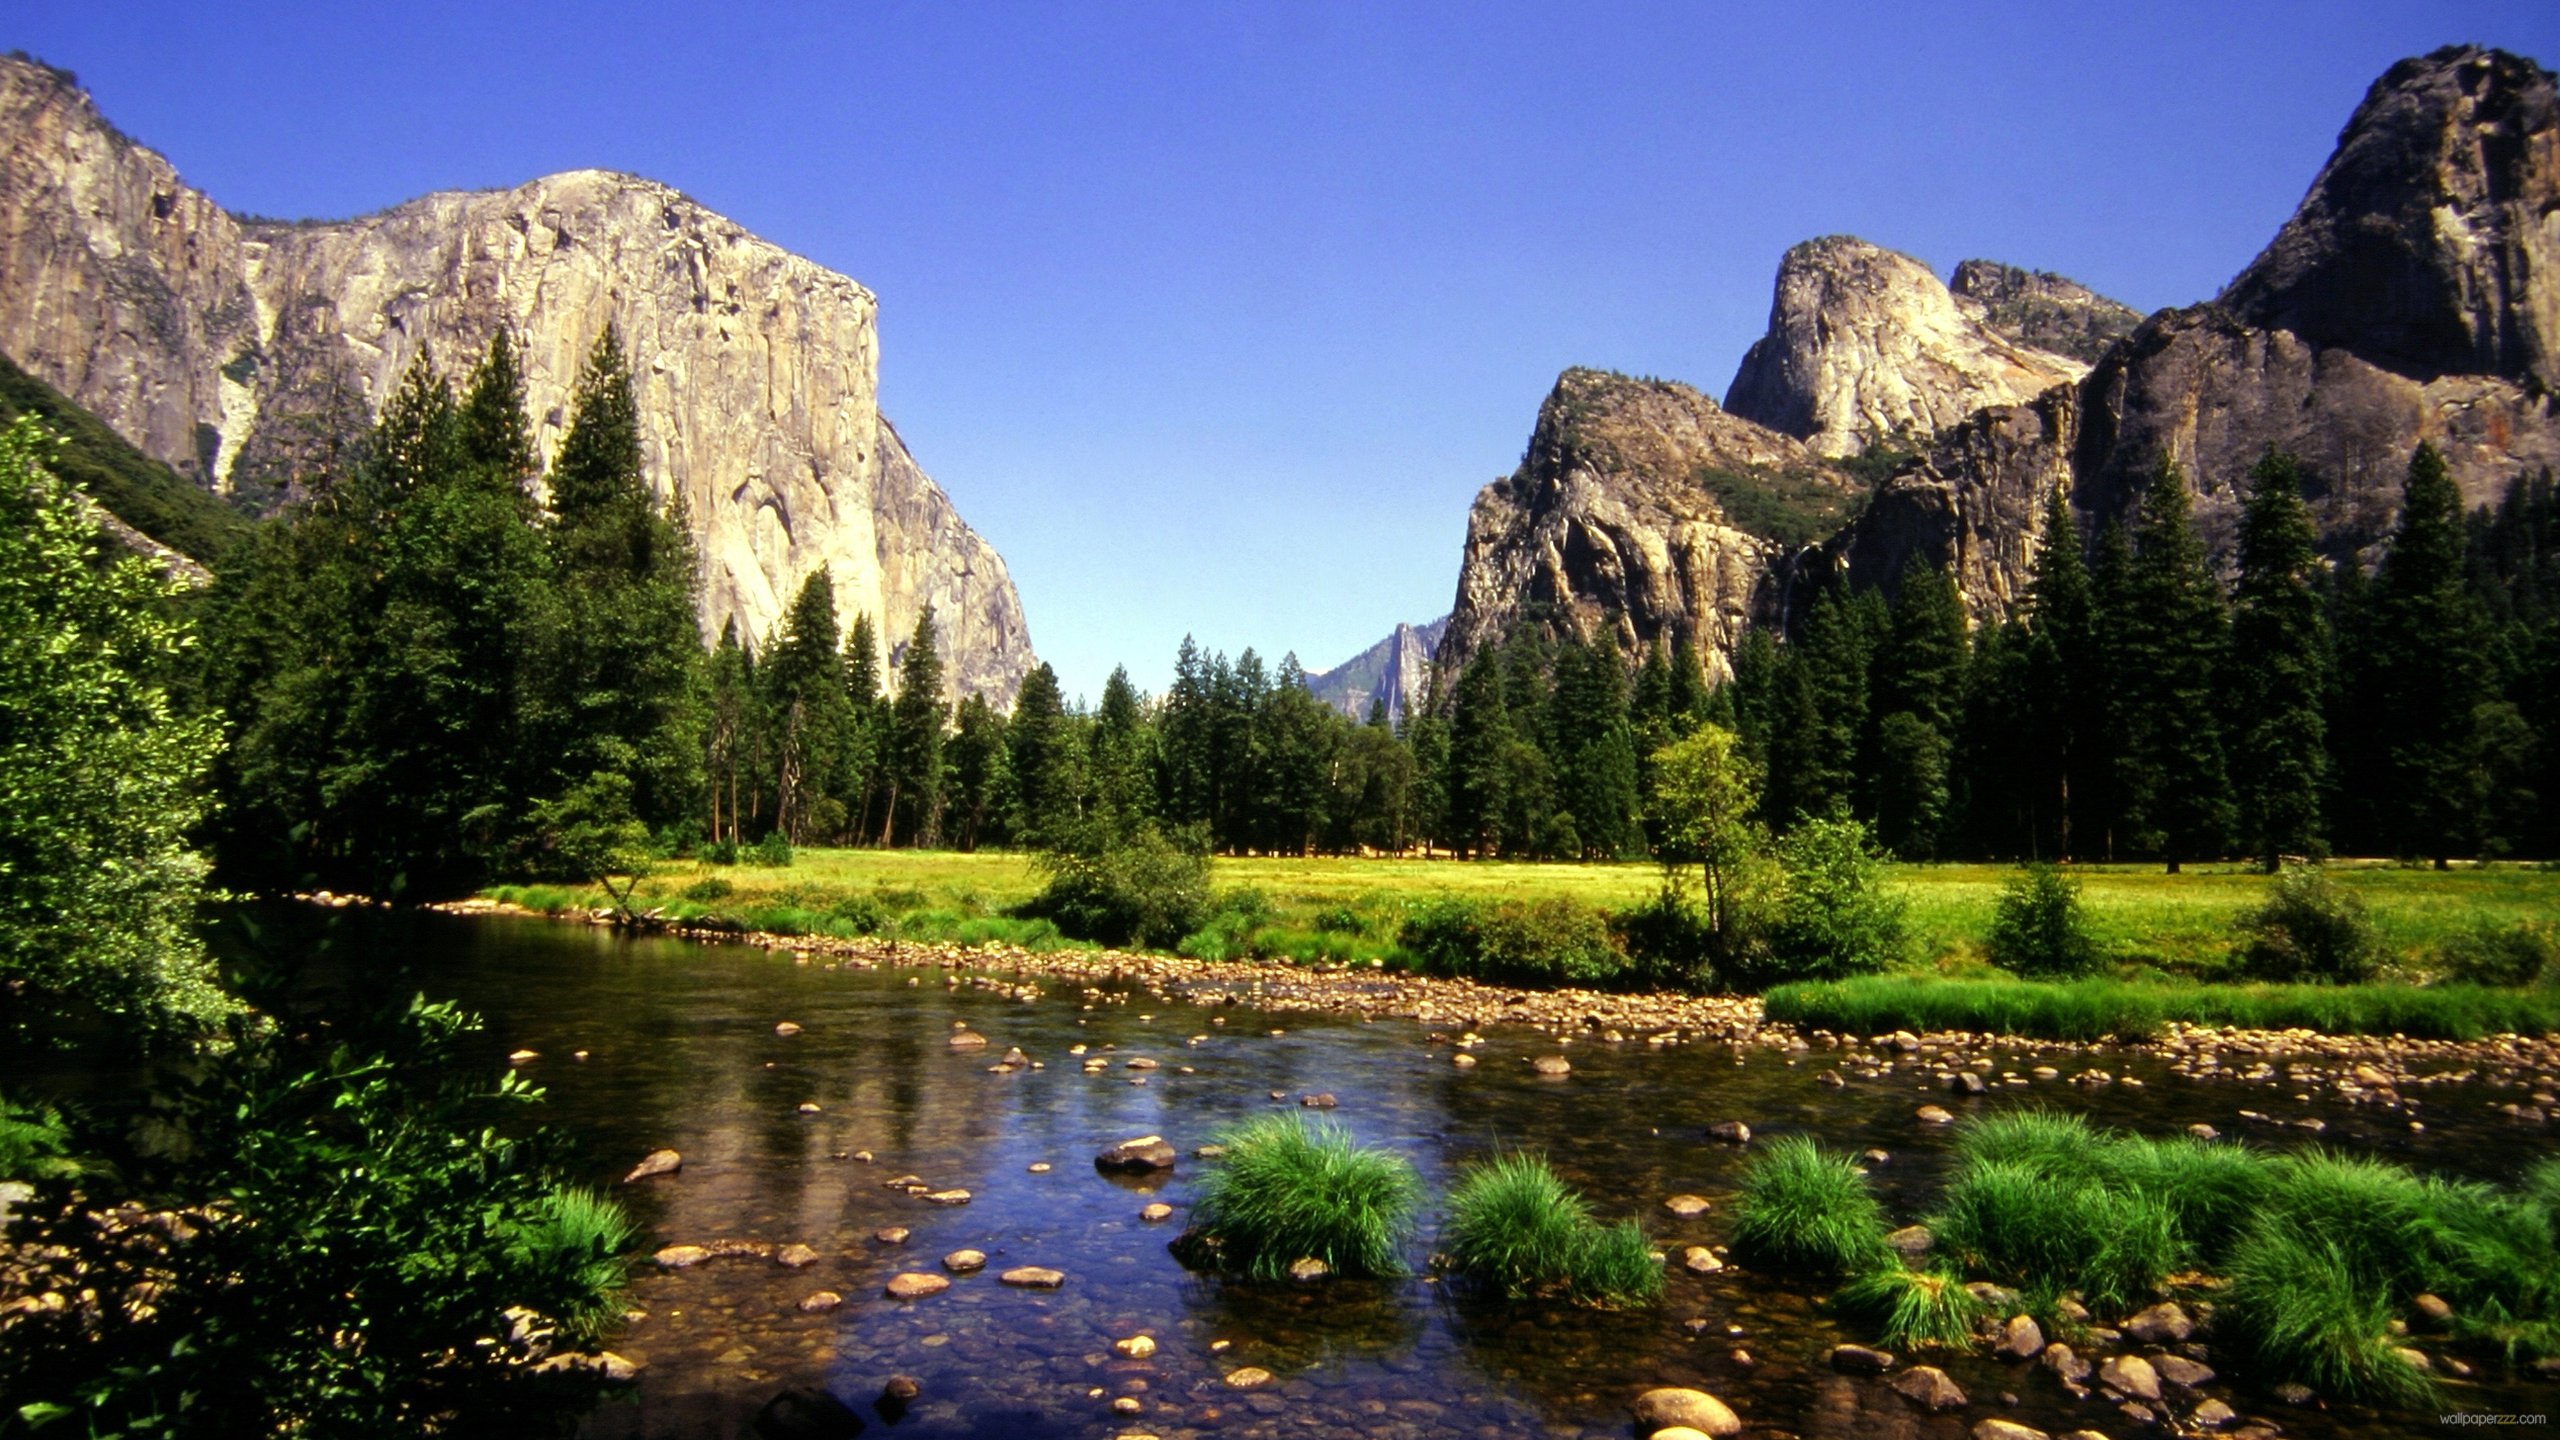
[0,54,1032,703]
[1722,236,2101,458]
[1448,46,2559,679]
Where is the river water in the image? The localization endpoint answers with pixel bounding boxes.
[267,910,2556,1439]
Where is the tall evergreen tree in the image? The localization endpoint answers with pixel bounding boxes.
[760,571,849,844]
[1870,564,1967,858]
[2021,487,2104,858]
[883,607,948,846]
[535,327,706,834]
[1006,662,1083,847]
[1089,664,1156,839]
[2228,448,2330,869]
[1548,630,1644,857]
[945,695,1008,852]
[840,612,886,843]
[1255,657,1337,854]
[1443,649,1512,857]
[2343,442,2494,865]
[704,620,753,845]
[2110,458,2232,871]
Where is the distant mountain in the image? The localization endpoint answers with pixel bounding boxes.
[1303,617,1446,724]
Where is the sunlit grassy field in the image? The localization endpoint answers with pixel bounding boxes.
[513,849,2558,976]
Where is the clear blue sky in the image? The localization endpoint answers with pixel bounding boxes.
[11,3,2556,702]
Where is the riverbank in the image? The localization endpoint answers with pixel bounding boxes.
[439,899,2560,1116]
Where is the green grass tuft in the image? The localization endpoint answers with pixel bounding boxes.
[1730,1136,1892,1275]
[1928,1158,2179,1316]
[510,1185,637,1341]
[1442,1151,1662,1308]
[2222,1227,2438,1407]
[1763,973,2560,1041]
[1836,1264,1987,1349]
[1192,1114,1420,1280]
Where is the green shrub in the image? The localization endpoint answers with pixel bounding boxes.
[824,892,888,933]
[679,876,733,902]
[1022,827,1210,948]
[1612,883,1722,991]
[2234,866,2381,983]
[1730,1136,1891,1275]
[1397,895,1627,986]
[1747,818,1906,988]
[1310,904,1366,935]
[1190,1114,1420,1280]
[1442,1151,1662,1308]
[1762,973,2560,1042]
[745,831,794,868]
[1836,1265,1986,1349]
[2436,922,2556,988]
[1986,863,2102,977]
[0,1091,79,1182]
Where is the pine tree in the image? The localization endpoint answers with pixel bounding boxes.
[1870,564,1967,858]
[840,612,886,843]
[1007,662,1082,847]
[535,327,706,834]
[2345,442,2493,865]
[2111,458,2232,871]
[761,571,849,844]
[2022,487,2103,858]
[705,620,752,845]
[2228,448,2329,869]
[1443,649,1512,857]
[1159,638,1216,831]
[946,695,1009,852]
[1255,657,1337,855]
[1090,664,1156,840]
[1949,618,2039,858]
[883,608,948,846]
[1548,630,1643,857]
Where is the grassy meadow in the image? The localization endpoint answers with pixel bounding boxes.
[494,849,2556,978]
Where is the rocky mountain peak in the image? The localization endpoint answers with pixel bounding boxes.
[1723,235,2091,458]
[2218,45,2559,390]
[1949,260,2144,364]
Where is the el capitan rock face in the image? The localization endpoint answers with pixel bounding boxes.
[0,55,1032,703]
[1452,46,2560,676]
[1722,236,2095,458]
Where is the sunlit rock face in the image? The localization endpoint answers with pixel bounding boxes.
[0,55,1032,702]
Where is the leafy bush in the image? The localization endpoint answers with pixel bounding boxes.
[0,1091,79,1182]
[679,875,733,902]
[702,838,739,865]
[1442,1151,1662,1308]
[1747,817,1907,988]
[1836,1265,1986,1349]
[2436,922,2555,988]
[1023,827,1211,948]
[745,831,794,868]
[1189,1114,1420,1280]
[1986,863,2102,977]
[1730,1136,1891,1275]
[1613,882,1724,991]
[0,998,636,1433]
[824,892,888,933]
[1397,895,1627,986]
[2234,865,2382,983]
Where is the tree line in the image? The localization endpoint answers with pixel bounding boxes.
[190,328,2558,888]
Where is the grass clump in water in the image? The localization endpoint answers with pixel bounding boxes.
[2223,1227,2436,1407]
[1442,1151,1663,1308]
[1730,1136,1892,1275]
[1836,1265,1987,1350]
[1191,1114,1420,1281]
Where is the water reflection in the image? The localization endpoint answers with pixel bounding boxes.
[277,911,2557,1439]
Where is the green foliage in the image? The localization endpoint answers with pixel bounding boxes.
[1441,1151,1662,1308]
[1750,817,1907,987]
[2108,458,2233,870]
[2435,921,2555,987]
[1611,880,1722,990]
[2222,1228,2437,1406]
[1190,1114,1420,1280]
[1928,1158,2179,1315]
[884,608,949,845]
[1836,1265,1986,1350]
[2229,448,2330,868]
[1763,972,2560,1041]
[0,1092,80,1182]
[1690,462,1869,549]
[0,417,233,1043]
[1986,863,2103,977]
[2234,865,2383,983]
[0,997,636,1434]
[747,831,794,868]
[1024,826,1210,947]
[0,349,253,561]
[679,875,733,902]
[1396,895,1627,986]
[1649,724,1769,953]
[1729,1136,1891,1276]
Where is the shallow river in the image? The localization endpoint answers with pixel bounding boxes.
[280,910,2556,1440]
